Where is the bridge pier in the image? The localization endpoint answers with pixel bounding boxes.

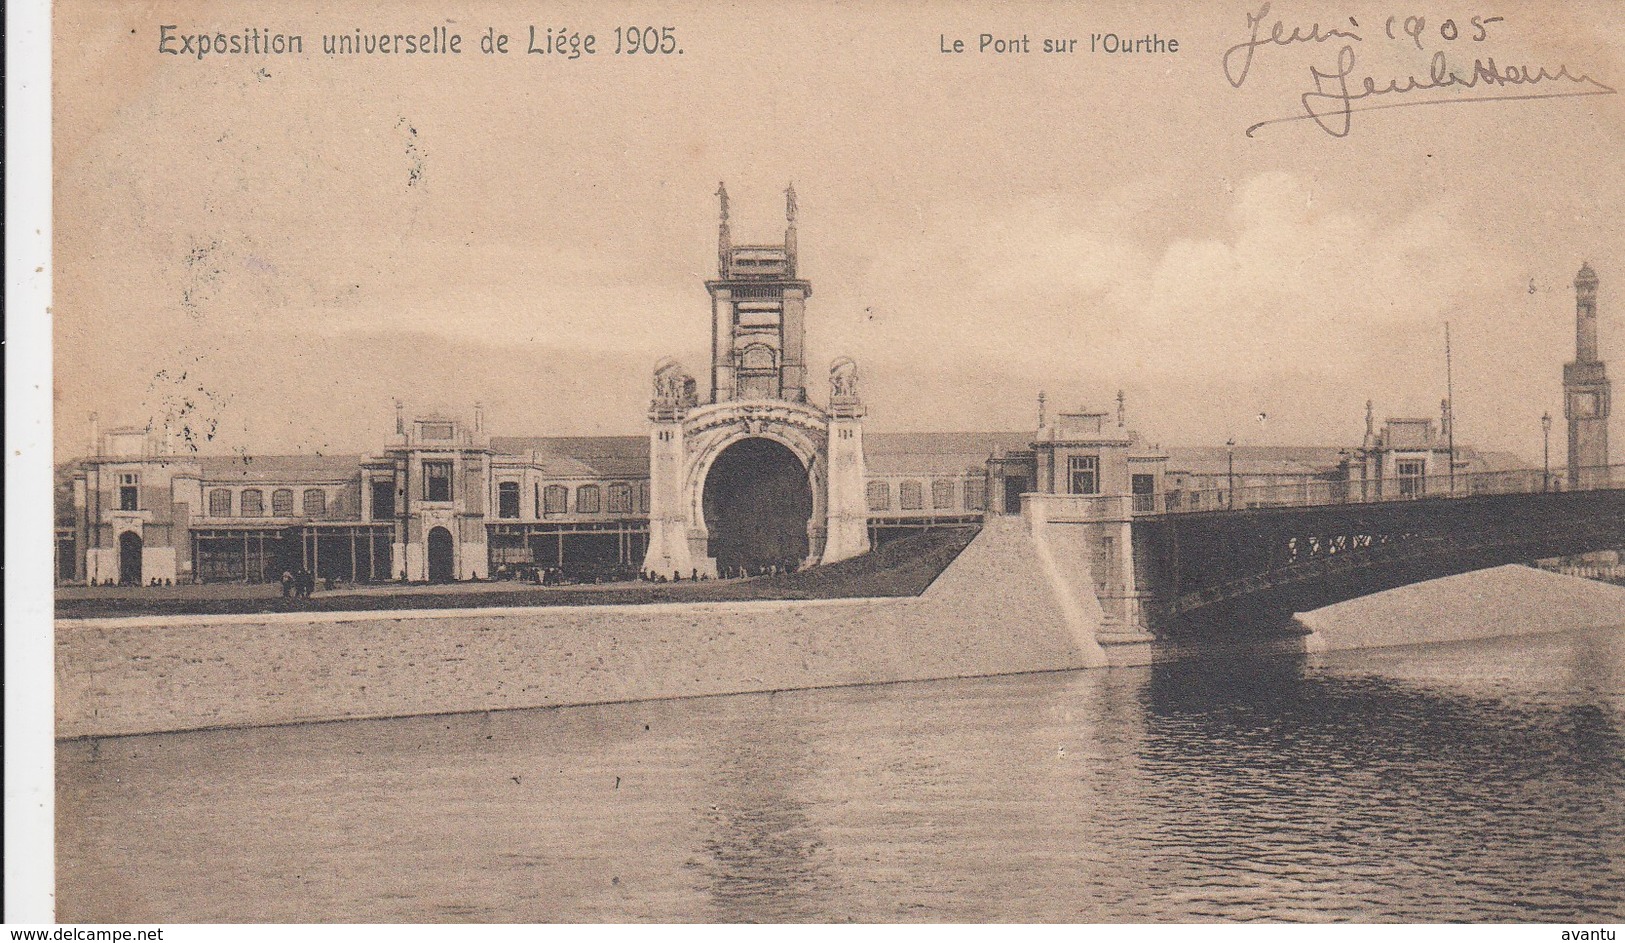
[1023,493,1157,665]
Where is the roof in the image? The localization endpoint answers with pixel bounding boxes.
[490,436,650,478]
[865,432,1032,475]
[193,455,366,483]
[1459,449,1531,474]
[1164,446,1348,477]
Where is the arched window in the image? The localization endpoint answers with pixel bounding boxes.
[932,479,955,510]
[899,480,924,511]
[636,480,650,514]
[208,489,232,516]
[740,344,776,370]
[543,484,568,515]
[607,482,633,514]
[576,484,601,514]
[271,489,295,516]
[241,489,265,516]
[497,481,520,519]
[302,488,327,518]
[866,481,891,511]
[963,478,986,511]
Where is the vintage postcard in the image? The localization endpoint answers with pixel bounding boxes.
[9,0,1625,927]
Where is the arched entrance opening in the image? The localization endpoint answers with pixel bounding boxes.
[702,437,813,575]
[118,531,143,585]
[426,526,455,582]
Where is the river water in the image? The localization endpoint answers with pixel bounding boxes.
[57,627,1625,923]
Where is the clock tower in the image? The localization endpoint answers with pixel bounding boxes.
[1564,262,1611,488]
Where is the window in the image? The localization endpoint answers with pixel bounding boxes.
[1397,459,1426,498]
[1003,476,1028,514]
[497,481,521,519]
[1132,473,1157,512]
[118,473,139,511]
[964,478,986,511]
[637,480,650,514]
[1068,455,1100,495]
[272,488,294,516]
[423,461,453,502]
[241,489,264,516]
[932,479,955,510]
[866,480,891,512]
[371,479,396,518]
[608,482,632,514]
[576,485,601,514]
[208,489,232,516]
[303,489,327,517]
[899,480,923,511]
[543,484,568,515]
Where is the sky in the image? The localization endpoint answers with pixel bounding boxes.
[51,0,1625,463]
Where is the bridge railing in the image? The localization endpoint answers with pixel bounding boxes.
[1020,465,1625,522]
[1155,463,1625,516]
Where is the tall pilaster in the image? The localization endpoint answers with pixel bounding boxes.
[642,360,700,578]
[823,357,870,564]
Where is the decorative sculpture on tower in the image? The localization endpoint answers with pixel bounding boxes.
[716,182,731,279]
[650,358,698,419]
[785,183,798,277]
[829,356,858,402]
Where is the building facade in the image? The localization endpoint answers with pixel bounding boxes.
[55,197,1577,586]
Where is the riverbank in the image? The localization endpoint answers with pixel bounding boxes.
[1297,564,1625,651]
[55,518,1101,739]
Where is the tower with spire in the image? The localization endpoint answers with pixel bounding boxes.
[1564,262,1610,487]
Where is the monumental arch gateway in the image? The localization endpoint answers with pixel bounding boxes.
[641,184,871,578]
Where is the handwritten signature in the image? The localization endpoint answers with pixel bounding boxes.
[1224,2,1617,138]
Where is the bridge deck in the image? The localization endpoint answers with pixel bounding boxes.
[1124,465,1625,632]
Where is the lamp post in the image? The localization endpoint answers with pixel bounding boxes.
[1226,438,1236,508]
[1541,411,1552,492]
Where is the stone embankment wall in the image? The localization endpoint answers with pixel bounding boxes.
[57,517,1105,739]
[1297,564,1625,651]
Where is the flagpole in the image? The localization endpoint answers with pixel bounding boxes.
[1446,322,1456,495]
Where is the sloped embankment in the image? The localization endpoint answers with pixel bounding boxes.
[1297,564,1625,652]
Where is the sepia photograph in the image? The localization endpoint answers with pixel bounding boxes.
[8,0,1625,927]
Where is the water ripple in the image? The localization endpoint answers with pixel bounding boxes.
[57,627,1625,921]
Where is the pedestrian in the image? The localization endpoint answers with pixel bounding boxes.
[281,569,294,598]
